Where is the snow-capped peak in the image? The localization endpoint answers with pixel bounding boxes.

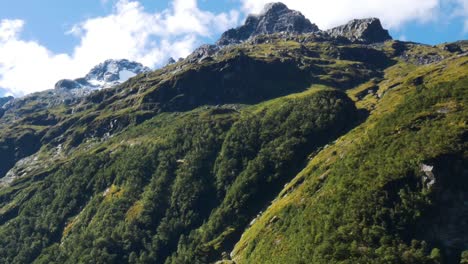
[55,59,151,91]
[85,59,151,87]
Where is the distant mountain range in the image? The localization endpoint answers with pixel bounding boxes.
[0,59,150,120]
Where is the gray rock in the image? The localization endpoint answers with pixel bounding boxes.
[399,51,444,65]
[0,96,14,108]
[186,44,220,63]
[442,43,463,53]
[217,2,319,45]
[0,153,40,187]
[420,163,436,189]
[327,18,392,44]
[54,79,81,90]
[167,57,176,65]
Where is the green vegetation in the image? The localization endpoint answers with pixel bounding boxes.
[0,37,466,264]
[0,86,357,263]
[233,54,468,264]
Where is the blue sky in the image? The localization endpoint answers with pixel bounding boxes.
[0,0,467,96]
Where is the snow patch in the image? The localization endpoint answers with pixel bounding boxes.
[119,70,137,82]
[106,61,119,74]
[88,79,106,87]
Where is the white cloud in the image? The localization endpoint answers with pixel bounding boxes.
[0,20,77,97]
[0,0,239,97]
[451,0,468,32]
[0,19,24,41]
[239,0,462,30]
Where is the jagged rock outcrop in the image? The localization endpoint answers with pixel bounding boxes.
[186,44,220,63]
[327,18,392,43]
[217,2,319,45]
[167,57,176,65]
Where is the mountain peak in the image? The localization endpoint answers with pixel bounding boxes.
[55,59,150,90]
[216,2,319,45]
[85,59,150,85]
[260,2,289,14]
[327,18,392,43]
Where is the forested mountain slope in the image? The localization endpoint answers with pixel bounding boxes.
[0,3,467,264]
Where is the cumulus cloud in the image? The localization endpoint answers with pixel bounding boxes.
[240,0,466,30]
[0,0,239,96]
[0,19,77,97]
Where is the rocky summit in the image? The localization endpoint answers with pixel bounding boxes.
[217,2,319,45]
[0,2,467,264]
[55,59,150,90]
[216,4,392,46]
[327,18,392,43]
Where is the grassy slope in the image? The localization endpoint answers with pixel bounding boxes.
[0,86,358,264]
[232,53,468,263]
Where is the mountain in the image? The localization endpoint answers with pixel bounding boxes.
[217,2,319,45]
[54,59,151,90]
[0,2,467,264]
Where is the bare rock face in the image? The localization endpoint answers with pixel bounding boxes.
[217,2,319,45]
[186,44,220,63]
[327,18,392,44]
[0,96,13,108]
[54,79,82,90]
[167,57,176,65]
